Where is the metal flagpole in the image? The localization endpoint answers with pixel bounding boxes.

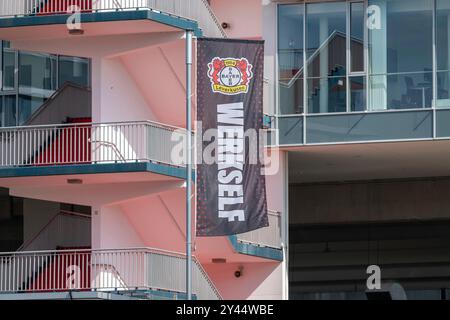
[185,30,193,301]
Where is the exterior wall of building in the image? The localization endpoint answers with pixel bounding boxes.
[92,56,156,123]
[119,39,188,126]
[204,262,282,300]
[92,204,144,249]
[210,0,263,39]
[0,2,287,300]
[118,188,188,253]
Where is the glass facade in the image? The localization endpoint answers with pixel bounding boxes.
[278,0,450,115]
[278,4,304,114]
[437,0,450,107]
[0,41,91,127]
[18,51,57,125]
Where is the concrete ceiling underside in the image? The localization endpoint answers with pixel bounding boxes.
[288,139,450,184]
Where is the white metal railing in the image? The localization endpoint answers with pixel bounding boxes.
[0,0,226,38]
[236,210,282,249]
[18,211,91,252]
[0,247,221,300]
[0,121,187,168]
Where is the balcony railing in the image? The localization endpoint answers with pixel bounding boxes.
[236,210,282,249]
[0,0,226,38]
[0,121,187,168]
[0,247,221,300]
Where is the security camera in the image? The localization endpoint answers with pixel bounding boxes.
[234,266,244,278]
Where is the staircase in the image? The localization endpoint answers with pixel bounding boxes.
[25,82,91,127]
[18,211,91,252]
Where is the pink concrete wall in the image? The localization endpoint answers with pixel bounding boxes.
[204,262,283,300]
[120,39,190,127]
[210,0,263,39]
[93,204,145,249]
[94,57,157,123]
[119,188,187,253]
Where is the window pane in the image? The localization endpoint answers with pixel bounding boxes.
[369,0,433,74]
[19,52,57,94]
[437,71,450,108]
[306,2,346,78]
[307,76,346,113]
[278,4,304,114]
[437,0,450,72]
[280,78,304,114]
[0,95,17,127]
[350,2,364,72]
[350,76,366,111]
[437,0,450,109]
[369,72,432,110]
[3,48,15,91]
[58,56,90,88]
[18,52,57,124]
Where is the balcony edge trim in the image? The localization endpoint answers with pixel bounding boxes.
[0,162,189,180]
[0,10,203,37]
[228,235,283,261]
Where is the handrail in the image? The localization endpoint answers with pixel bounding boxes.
[279,31,362,88]
[0,119,186,132]
[91,140,127,162]
[0,247,185,257]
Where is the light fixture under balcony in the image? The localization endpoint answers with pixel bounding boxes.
[67,179,83,185]
[68,28,84,35]
[211,258,226,264]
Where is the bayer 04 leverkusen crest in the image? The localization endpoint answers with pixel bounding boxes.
[207,57,254,95]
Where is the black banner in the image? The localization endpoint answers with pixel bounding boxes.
[196,38,268,236]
